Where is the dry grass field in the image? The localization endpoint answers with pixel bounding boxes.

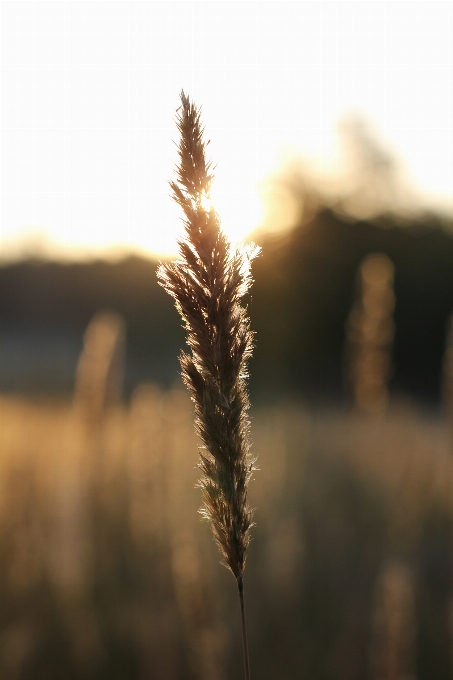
[1,389,452,680]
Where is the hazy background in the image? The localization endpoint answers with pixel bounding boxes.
[2,1,453,405]
[2,3,453,680]
[2,1,453,261]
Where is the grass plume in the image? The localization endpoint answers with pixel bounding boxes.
[157,91,259,678]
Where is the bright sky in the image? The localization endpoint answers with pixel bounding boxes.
[2,2,453,260]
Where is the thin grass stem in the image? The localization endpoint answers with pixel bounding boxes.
[238,576,251,680]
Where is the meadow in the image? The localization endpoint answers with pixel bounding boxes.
[1,385,452,680]
[2,99,453,679]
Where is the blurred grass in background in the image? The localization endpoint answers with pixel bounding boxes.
[1,386,452,680]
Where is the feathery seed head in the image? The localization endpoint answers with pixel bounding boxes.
[157,91,259,580]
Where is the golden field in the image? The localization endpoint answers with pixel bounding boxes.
[1,390,452,680]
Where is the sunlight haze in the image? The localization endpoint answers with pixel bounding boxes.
[2,2,452,260]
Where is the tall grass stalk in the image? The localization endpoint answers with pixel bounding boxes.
[74,311,125,422]
[157,91,259,680]
[344,253,395,414]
